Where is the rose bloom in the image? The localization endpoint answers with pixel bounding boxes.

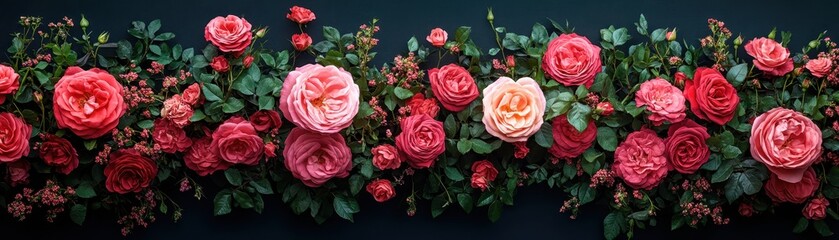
[470,160,498,191]
[665,119,710,174]
[0,65,20,105]
[635,78,686,126]
[39,134,78,175]
[366,179,396,202]
[264,142,278,158]
[161,94,193,128]
[395,115,445,169]
[104,149,158,194]
[542,33,602,88]
[764,167,818,203]
[684,67,739,125]
[286,6,316,24]
[744,37,794,76]
[53,67,126,139]
[548,114,596,159]
[211,117,264,166]
[750,108,822,183]
[153,119,192,154]
[6,160,29,187]
[283,128,352,187]
[803,196,830,220]
[210,56,229,73]
[428,64,479,112]
[372,144,401,170]
[482,77,546,142]
[612,129,670,190]
[292,33,312,51]
[249,110,282,132]
[426,28,448,47]
[0,112,32,163]
[243,55,254,68]
[204,15,252,53]
[674,71,687,87]
[280,64,359,134]
[181,83,201,105]
[738,203,754,217]
[184,136,230,176]
[805,57,832,78]
[406,93,440,119]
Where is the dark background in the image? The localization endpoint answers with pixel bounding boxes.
[1,0,838,239]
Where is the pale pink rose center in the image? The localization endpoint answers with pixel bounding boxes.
[301,74,349,122]
[306,148,339,176]
[771,119,808,155]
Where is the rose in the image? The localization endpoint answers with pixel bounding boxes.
[764,167,818,203]
[291,33,312,51]
[243,55,254,68]
[674,71,687,87]
[803,196,829,220]
[280,64,360,134]
[204,15,252,53]
[161,94,193,128]
[53,67,126,139]
[665,119,710,174]
[181,83,201,105]
[513,141,529,159]
[6,160,29,187]
[38,134,78,175]
[0,112,31,163]
[371,144,401,170]
[210,56,229,73]
[738,203,754,217]
[366,179,396,202]
[541,33,602,88]
[152,119,192,154]
[286,6,316,24]
[184,136,230,176]
[395,115,445,169]
[635,78,686,126]
[806,57,832,78]
[612,129,670,190]
[750,108,822,183]
[249,110,282,132]
[426,28,447,47]
[470,160,498,191]
[595,101,614,116]
[548,114,596,159]
[264,142,277,158]
[104,149,158,194]
[283,128,352,187]
[211,117,264,166]
[684,67,739,125]
[406,93,439,119]
[481,77,546,142]
[744,37,794,76]
[0,65,20,105]
[428,64,479,112]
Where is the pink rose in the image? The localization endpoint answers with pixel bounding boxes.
[665,119,710,174]
[635,78,686,126]
[264,142,277,158]
[803,196,829,220]
[280,64,359,134]
[161,95,193,127]
[153,119,192,154]
[428,64,479,112]
[764,167,818,203]
[542,33,602,88]
[184,136,230,176]
[243,55,254,68]
[595,101,614,116]
[0,113,31,163]
[38,134,78,175]
[470,160,498,191]
[283,128,352,187]
[292,33,312,51]
[744,37,794,76]
[805,57,832,78]
[366,179,396,202]
[612,129,670,190]
[372,144,401,170]
[549,114,596,159]
[210,56,229,73]
[181,83,201,105]
[750,108,822,183]
[426,28,448,47]
[211,117,264,166]
[406,93,440,119]
[6,160,30,187]
[482,77,546,142]
[286,6,316,24]
[53,67,126,139]
[395,115,445,169]
[684,67,739,125]
[204,15,253,53]
[249,110,282,132]
[104,149,158,194]
[0,65,20,105]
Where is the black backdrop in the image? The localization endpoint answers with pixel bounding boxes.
[1,0,838,239]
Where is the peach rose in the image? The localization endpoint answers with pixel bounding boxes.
[53,67,126,139]
[161,94,193,128]
[541,33,602,88]
[280,64,359,134]
[635,78,686,126]
[750,108,822,183]
[366,179,396,202]
[481,77,546,143]
[805,57,832,78]
[181,83,201,105]
[744,37,794,76]
[426,28,448,47]
[371,144,401,170]
[283,128,352,187]
[0,65,20,105]
[612,129,670,190]
[764,167,818,203]
[204,15,252,53]
[184,136,230,176]
[428,64,479,112]
[211,117,263,166]
[286,6,316,24]
[0,113,31,163]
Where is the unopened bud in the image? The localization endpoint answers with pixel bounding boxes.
[733,35,743,46]
[255,27,268,38]
[80,15,89,29]
[595,101,614,116]
[809,40,819,49]
[98,32,109,44]
[666,28,677,42]
[486,8,494,23]
[33,91,43,103]
[768,28,776,40]
[802,79,811,89]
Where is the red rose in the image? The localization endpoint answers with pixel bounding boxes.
[674,71,687,87]
[542,33,602,88]
[0,113,32,163]
[181,83,201,105]
[0,65,20,105]
[406,93,440,119]
[803,196,829,220]
[243,55,254,68]
[104,149,158,194]
[744,37,793,76]
[595,101,614,116]
[153,119,192,154]
[249,110,282,132]
[513,141,529,159]
[470,160,498,191]
[292,33,312,51]
[684,67,740,125]
[204,15,253,53]
[764,167,818,204]
[211,117,264,166]
[366,179,396,202]
[184,136,230,176]
[665,119,710,174]
[264,142,277,158]
[6,160,29,186]
[549,114,596,159]
[210,56,229,73]
[612,129,670,190]
[395,115,445,169]
[38,134,78,175]
[428,64,479,112]
[738,203,754,217]
[161,95,193,128]
[371,144,401,170]
[286,6,316,24]
[53,67,126,139]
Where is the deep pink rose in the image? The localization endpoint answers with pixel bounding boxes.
[406,93,440,119]
[184,136,230,176]
[249,110,282,132]
[283,128,352,187]
[292,33,312,51]
[805,57,832,78]
[372,144,401,170]
[204,15,252,53]
[803,196,829,220]
[286,6,316,24]
[53,67,126,139]
[280,64,359,134]
[470,160,498,191]
[6,160,29,187]
[104,149,158,194]
[764,167,818,203]
[181,83,201,105]
[366,179,396,202]
[0,112,31,163]
[243,55,254,68]
[428,64,479,112]
[542,33,602,88]
[395,115,445,169]
[635,78,686,126]
[612,129,670,190]
[548,114,596,159]
[426,28,448,47]
[684,67,739,125]
[744,37,794,76]
[264,142,277,158]
[750,108,822,183]
[39,134,78,175]
[0,65,20,105]
[211,117,264,166]
[665,119,710,174]
[153,119,192,154]
[210,56,229,73]
[482,77,546,142]
[161,94,193,128]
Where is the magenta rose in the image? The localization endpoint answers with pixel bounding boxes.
[0,112,31,163]
[665,119,710,174]
[280,64,359,134]
[395,115,445,169]
[153,119,192,154]
[612,129,670,190]
[53,67,126,139]
[548,114,596,159]
[745,37,794,76]
[211,117,263,166]
[635,78,686,126]
[684,67,739,125]
[104,149,158,194]
[750,108,822,183]
[204,15,252,53]
[38,134,78,175]
[184,136,230,176]
[371,144,401,170]
[283,128,352,187]
[764,167,818,204]
[805,57,832,78]
[428,64,479,112]
[0,65,20,105]
[542,33,602,88]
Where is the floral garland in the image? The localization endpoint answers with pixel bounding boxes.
[1,5,838,238]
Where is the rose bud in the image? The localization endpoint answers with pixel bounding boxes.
[80,15,89,29]
[666,28,677,42]
[595,101,614,116]
[734,35,743,47]
[256,27,268,38]
[98,32,109,44]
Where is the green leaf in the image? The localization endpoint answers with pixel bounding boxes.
[603,212,621,240]
[224,169,243,186]
[611,28,630,46]
[249,179,274,194]
[137,120,154,129]
[393,87,414,100]
[202,83,223,102]
[726,63,748,87]
[471,139,493,154]
[534,123,553,148]
[213,190,233,216]
[712,159,737,183]
[348,175,364,195]
[721,145,742,159]
[531,23,548,44]
[814,220,834,236]
[233,77,256,96]
[333,195,359,222]
[444,167,465,181]
[793,217,809,233]
[457,193,473,213]
[596,127,617,151]
[444,114,458,137]
[323,26,340,43]
[567,103,592,132]
[407,36,418,52]
[455,26,472,43]
[84,140,96,151]
[431,194,449,218]
[258,96,275,111]
[70,204,87,226]
[488,201,503,222]
[232,190,254,209]
[76,182,97,198]
[223,98,245,113]
[457,139,472,154]
[650,28,666,42]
